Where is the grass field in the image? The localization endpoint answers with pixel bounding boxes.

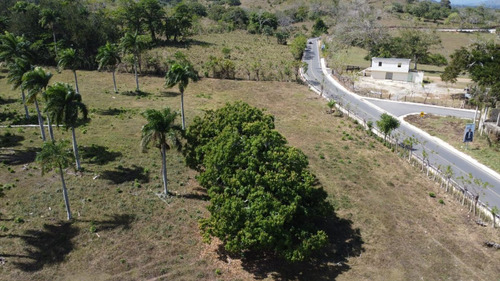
[144,30,296,81]
[405,114,500,174]
[0,69,499,280]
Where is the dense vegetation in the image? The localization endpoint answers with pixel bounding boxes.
[185,102,335,262]
[441,42,500,107]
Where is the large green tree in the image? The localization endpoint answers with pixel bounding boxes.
[141,108,182,195]
[368,29,441,70]
[186,102,334,262]
[57,48,82,94]
[96,42,121,93]
[139,0,165,43]
[441,42,500,107]
[120,32,150,91]
[399,29,441,70]
[44,82,88,170]
[164,62,199,130]
[22,67,54,140]
[36,140,74,220]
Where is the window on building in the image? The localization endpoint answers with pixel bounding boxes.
[378,62,382,67]
[398,63,402,68]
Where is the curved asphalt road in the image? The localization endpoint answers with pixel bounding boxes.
[303,38,500,210]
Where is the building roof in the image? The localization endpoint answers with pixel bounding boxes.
[371,57,411,63]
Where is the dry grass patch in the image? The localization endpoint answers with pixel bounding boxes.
[0,70,499,280]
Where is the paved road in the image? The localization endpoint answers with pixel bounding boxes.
[303,38,500,210]
[365,98,475,119]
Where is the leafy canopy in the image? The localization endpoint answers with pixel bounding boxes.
[186,102,334,262]
[141,107,182,152]
[36,140,74,175]
[44,82,88,129]
[441,42,500,106]
[376,113,400,140]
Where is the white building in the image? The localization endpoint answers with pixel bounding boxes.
[364,57,424,83]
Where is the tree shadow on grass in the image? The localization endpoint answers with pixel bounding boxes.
[120,90,151,97]
[0,111,18,122]
[100,165,149,184]
[80,144,122,165]
[178,187,210,201]
[95,107,127,116]
[217,215,364,280]
[13,222,79,272]
[159,91,181,97]
[0,98,17,105]
[10,114,40,125]
[0,147,39,165]
[77,213,136,232]
[0,133,24,147]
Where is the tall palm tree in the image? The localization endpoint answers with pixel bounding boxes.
[36,140,74,220]
[39,9,60,57]
[0,31,34,64]
[6,58,31,121]
[141,108,182,195]
[22,67,55,140]
[120,32,149,92]
[96,42,121,93]
[164,62,199,130]
[57,48,82,94]
[45,82,88,170]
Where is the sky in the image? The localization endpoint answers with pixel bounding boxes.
[451,0,500,7]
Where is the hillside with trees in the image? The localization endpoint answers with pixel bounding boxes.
[0,0,499,280]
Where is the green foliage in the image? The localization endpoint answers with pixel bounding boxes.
[141,107,181,153]
[441,42,500,106]
[186,102,333,262]
[96,42,121,71]
[429,192,436,198]
[312,18,328,37]
[376,113,400,141]
[368,29,441,70]
[44,82,88,129]
[36,140,74,175]
[290,34,307,61]
[184,101,275,170]
[165,61,199,94]
[204,56,235,79]
[247,11,277,34]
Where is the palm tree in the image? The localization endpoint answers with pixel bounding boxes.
[36,140,74,220]
[45,82,88,170]
[22,67,54,140]
[120,32,149,92]
[141,108,182,195]
[164,62,199,130]
[57,48,82,94]
[0,31,34,64]
[6,58,31,121]
[39,9,60,57]
[96,42,121,93]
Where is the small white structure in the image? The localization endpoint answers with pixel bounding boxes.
[364,57,424,83]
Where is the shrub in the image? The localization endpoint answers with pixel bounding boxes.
[429,192,436,198]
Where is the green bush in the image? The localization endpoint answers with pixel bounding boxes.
[429,192,436,198]
[186,102,334,262]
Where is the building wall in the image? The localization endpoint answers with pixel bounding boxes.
[371,58,411,73]
[393,72,408,81]
[371,71,386,80]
